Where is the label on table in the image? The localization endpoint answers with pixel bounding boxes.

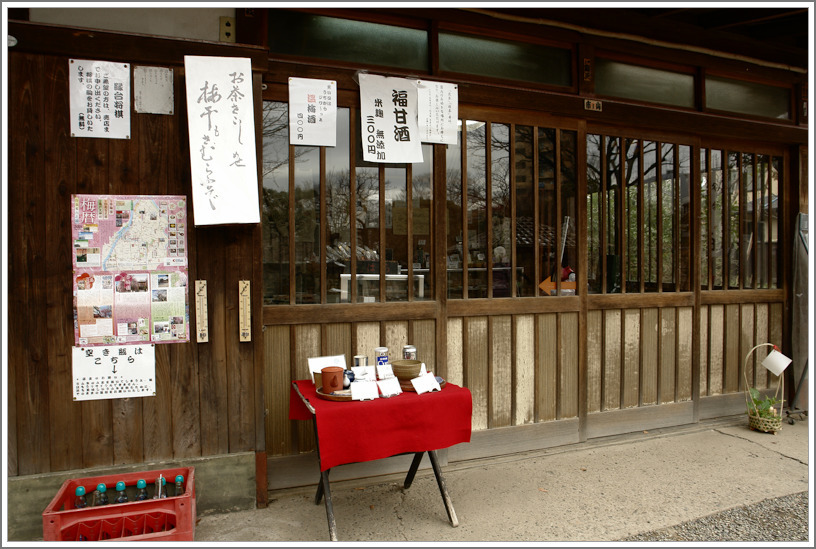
[351,365,377,382]
[351,380,379,401]
[376,363,394,380]
[411,372,441,394]
[377,377,402,397]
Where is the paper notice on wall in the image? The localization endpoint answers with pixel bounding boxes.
[417,80,458,145]
[72,344,156,401]
[288,77,337,146]
[184,55,260,226]
[69,59,131,139]
[359,73,423,164]
[134,65,174,115]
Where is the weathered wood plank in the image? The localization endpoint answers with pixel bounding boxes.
[466,317,489,431]
[739,304,755,391]
[677,307,693,401]
[43,54,83,472]
[585,401,694,439]
[384,320,409,363]
[723,304,740,393]
[560,312,579,418]
[490,315,512,428]
[411,319,436,374]
[622,309,640,409]
[294,324,321,451]
[640,308,659,405]
[769,303,783,389]
[659,308,676,403]
[585,311,602,414]
[537,313,558,421]
[354,321,380,366]
[446,318,464,387]
[709,305,724,395]
[265,325,292,456]
[324,323,352,362]
[755,303,769,389]
[603,310,621,411]
[699,305,709,397]
[513,315,535,425]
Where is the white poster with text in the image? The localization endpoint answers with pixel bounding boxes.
[418,80,458,145]
[359,73,423,164]
[288,77,337,147]
[69,59,131,139]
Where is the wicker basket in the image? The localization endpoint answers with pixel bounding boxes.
[748,412,782,433]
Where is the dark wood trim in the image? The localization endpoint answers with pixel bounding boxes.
[255,450,268,508]
[586,292,695,310]
[262,301,439,325]
[699,289,785,305]
[447,297,581,317]
[8,21,268,70]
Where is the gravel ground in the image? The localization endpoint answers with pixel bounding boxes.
[618,491,811,542]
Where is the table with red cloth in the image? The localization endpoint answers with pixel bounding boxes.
[290,379,473,541]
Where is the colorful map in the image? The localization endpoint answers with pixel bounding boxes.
[72,194,189,346]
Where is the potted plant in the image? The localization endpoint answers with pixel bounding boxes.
[746,387,783,433]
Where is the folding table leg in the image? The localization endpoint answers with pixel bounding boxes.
[428,450,459,527]
[403,452,425,489]
[319,469,337,541]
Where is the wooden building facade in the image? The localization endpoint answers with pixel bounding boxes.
[5,6,809,539]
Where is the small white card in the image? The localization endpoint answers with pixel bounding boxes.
[351,380,379,401]
[352,365,377,382]
[420,362,428,375]
[377,363,394,380]
[411,372,441,394]
[377,377,402,397]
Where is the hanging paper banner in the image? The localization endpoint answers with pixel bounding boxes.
[359,73,423,164]
[69,59,131,139]
[418,80,458,145]
[72,344,156,401]
[184,55,260,226]
[288,77,337,147]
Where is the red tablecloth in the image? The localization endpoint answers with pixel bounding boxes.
[290,380,472,471]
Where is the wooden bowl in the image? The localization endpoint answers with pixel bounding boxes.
[391,359,422,381]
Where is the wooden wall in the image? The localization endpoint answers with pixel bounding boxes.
[6,26,268,478]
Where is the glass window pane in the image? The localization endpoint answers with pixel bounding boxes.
[413,143,434,300]
[661,143,675,291]
[700,149,709,290]
[356,166,380,302]
[727,152,740,289]
[678,145,691,291]
[706,76,790,119]
[446,124,464,299]
[742,153,755,288]
[491,123,512,297]
[596,59,694,108]
[385,167,408,301]
[466,121,488,298]
[262,101,290,304]
[294,146,320,304]
[560,130,578,296]
[757,155,770,289]
[439,32,571,87]
[771,157,782,288]
[326,109,351,303]
[515,126,536,297]
[643,141,658,292]
[606,137,621,293]
[711,150,724,289]
[268,11,428,71]
[539,128,557,295]
[586,134,602,294]
[625,138,640,292]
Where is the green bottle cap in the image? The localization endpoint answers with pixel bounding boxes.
[97,483,107,493]
[136,479,146,489]
[75,486,86,496]
[116,481,126,491]
[161,477,166,486]
[175,475,184,483]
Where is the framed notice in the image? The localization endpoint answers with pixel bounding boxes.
[184,55,260,226]
[72,344,156,401]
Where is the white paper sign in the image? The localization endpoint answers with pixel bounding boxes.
[352,365,377,382]
[359,73,423,164]
[72,344,156,401]
[184,55,260,226]
[69,59,131,139]
[411,372,441,394]
[418,80,458,145]
[134,66,174,115]
[351,380,379,401]
[377,377,402,397]
[307,354,347,383]
[288,77,336,146]
[376,363,394,380]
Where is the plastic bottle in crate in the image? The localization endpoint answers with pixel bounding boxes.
[135,479,149,501]
[92,483,109,506]
[153,475,166,499]
[174,475,185,496]
[73,486,88,509]
[114,481,129,504]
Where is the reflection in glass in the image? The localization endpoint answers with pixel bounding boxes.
[770,156,781,288]
[606,137,621,293]
[661,143,675,290]
[491,123,512,297]
[515,126,535,297]
[586,134,602,294]
[742,153,755,288]
[711,150,724,289]
[625,138,640,292]
[700,149,709,289]
[446,125,463,299]
[643,141,658,291]
[727,152,739,289]
[560,130,578,296]
[539,128,557,294]
[356,166,380,302]
[467,121,488,298]
[385,166,408,301]
[261,101,290,304]
[294,146,321,304]
[413,144,434,300]
[757,155,770,288]
[326,109,351,302]
[678,145,691,291]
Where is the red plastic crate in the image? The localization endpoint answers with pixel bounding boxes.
[42,467,195,541]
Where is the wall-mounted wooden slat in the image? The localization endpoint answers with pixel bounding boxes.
[699,306,709,397]
[513,315,535,425]
[560,312,579,418]
[412,319,436,374]
[42,55,83,473]
[622,309,640,409]
[769,303,783,389]
[384,321,409,362]
[537,313,558,421]
[640,308,659,405]
[755,303,769,390]
[723,304,740,393]
[709,305,724,395]
[659,308,676,403]
[466,317,489,431]
[446,318,464,387]
[489,315,512,428]
[265,326,292,456]
[739,304,755,391]
[603,310,621,411]
[324,323,352,361]
[354,322,380,366]
[585,311,602,414]
[293,324,320,451]
[677,307,693,401]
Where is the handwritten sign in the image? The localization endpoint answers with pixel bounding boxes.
[69,59,131,139]
[134,65,174,115]
[184,55,260,226]
[359,73,423,164]
[418,80,458,145]
[288,77,337,146]
[72,344,156,401]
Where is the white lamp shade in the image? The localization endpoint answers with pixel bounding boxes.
[761,349,792,376]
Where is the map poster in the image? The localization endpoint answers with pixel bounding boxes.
[71,194,190,346]
[72,344,156,401]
